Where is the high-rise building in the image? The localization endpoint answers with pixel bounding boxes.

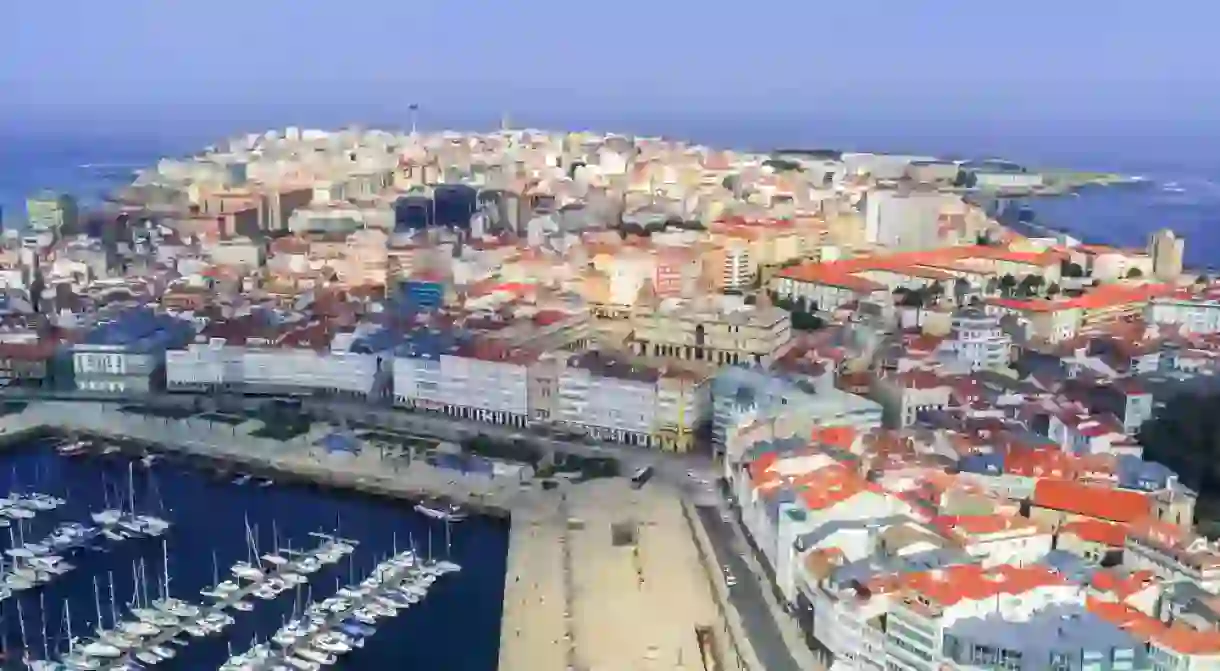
[26,191,78,235]
[1148,228,1185,281]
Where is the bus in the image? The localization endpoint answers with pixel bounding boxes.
[630,466,654,489]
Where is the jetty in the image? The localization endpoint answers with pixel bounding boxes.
[76,533,359,670]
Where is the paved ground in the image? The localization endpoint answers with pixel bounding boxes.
[696,505,803,671]
[498,479,717,671]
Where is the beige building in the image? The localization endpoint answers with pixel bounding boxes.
[627,289,792,367]
[1148,228,1185,281]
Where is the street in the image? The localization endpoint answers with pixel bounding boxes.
[695,505,803,671]
[0,388,721,503]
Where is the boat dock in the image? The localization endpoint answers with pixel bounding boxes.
[232,553,459,670]
[82,533,360,670]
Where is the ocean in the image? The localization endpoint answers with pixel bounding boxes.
[0,439,509,670]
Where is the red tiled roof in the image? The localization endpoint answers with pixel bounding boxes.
[1032,479,1151,523]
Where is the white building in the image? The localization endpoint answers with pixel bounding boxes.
[393,339,531,428]
[1146,294,1220,335]
[555,351,658,446]
[165,323,390,397]
[941,308,1011,371]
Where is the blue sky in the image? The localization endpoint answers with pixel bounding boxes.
[2,0,1216,132]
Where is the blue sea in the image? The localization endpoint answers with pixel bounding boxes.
[0,440,508,670]
[1,118,1217,266]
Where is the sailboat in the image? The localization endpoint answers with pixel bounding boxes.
[230,515,266,582]
[130,559,178,628]
[151,538,201,618]
[93,576,138,650]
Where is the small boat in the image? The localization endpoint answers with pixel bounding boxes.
[284,656,320,671]
[230,561,265,582]
[140,454,159,468]
[134,650,161,666]
[101,444,122,456]
[258,478,275,487]
[295,648,337,666]
[119,621,160,637]
[414,497,468,522]
[232,600,255,612]
[56,439,90,456]
[232,474,252,486]
[149,645,176,660]
[351,608,378,625]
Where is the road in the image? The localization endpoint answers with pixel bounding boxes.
[1,388,720,504]
[695,506,803,671]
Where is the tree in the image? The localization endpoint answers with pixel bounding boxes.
[1061,261,1085,278]
[927,281,945,299]
[1046,282,1061,297]
[953,277,972,304]
[1018,274,1044,297]
[898,289,926,308]
[985,277,999,295]
[1139,392,1220,527]
[999,274,1018,297]
[1126,267,1144,279]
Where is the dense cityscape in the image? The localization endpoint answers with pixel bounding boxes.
[2,125,1220,670]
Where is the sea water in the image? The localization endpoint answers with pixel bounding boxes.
[0,439,508,670]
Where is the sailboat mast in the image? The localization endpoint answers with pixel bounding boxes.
[128,461,136,514]
[446,519,452,557]
[130,561,141,609]
[39,593,47,659]
[63,600,73,654]
[16,600,27,656]
[93,576,104,633]
[161,537,171,600]
[108,571,119,626]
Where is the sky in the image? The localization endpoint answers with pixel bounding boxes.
[2,0,1218,136]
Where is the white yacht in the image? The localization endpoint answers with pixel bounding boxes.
[295,648,337,666]
[80,640,123,658]
[153,597,201,618]
[231,561,265,582]
[118,620,160,637]
[134,650,161,666]
[312,632,354,654]
[92,509,124,526]
[150,645,176,660]
[284,657,320,671]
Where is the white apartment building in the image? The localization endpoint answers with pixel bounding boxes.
[721,238,753,291]
[1146,295,1220,335]
[165,326,391,397]
[555,351,659,446]
[393,342,531,428]
[884,566,1080,671]
[942,308,1012,371]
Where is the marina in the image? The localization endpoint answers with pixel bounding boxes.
[0,435,506,670]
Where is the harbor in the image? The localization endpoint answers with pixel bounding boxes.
[0,400,732,670]
[0,428,506,670]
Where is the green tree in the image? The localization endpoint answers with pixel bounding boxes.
[953,277,972,304]
[1046,282,1061,297]
[1018,274,1044,297]
[999,274,1018,297]
[1060,261,1085,278]
[1126,267,1144,279]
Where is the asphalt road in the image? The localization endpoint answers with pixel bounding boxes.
[0,388,721,503]
[695,505,802,671]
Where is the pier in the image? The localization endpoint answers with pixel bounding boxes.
[81,533,357,670]
[497,478,720,671]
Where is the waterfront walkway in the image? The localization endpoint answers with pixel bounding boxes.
[497,479,718,671]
